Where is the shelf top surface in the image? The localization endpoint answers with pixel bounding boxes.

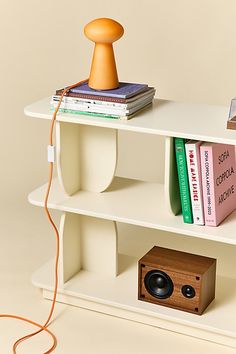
[24,97,236,144]
[29,177,236,246]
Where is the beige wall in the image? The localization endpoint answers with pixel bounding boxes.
[1,3,236,346]
[1,0,236,202]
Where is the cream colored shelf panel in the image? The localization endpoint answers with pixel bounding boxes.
[24,97,236,145]
[28,177,236,245]
[59,213,118,283]
[32,255,236,348]
[56,121,117,194]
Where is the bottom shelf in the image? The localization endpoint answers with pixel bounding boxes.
[32,254,236,348]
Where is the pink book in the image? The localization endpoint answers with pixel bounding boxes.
[200,143,236,226]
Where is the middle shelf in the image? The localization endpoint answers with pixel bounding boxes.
[28,176,236,245]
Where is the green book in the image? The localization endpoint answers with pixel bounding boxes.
[174,138,193,223]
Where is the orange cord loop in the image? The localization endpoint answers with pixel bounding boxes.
[0,78,88,353]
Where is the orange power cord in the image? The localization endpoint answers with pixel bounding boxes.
[0,78,88,353]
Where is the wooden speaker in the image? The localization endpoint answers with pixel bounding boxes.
[138,246,216,315]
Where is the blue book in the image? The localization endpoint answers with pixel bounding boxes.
[70,82,148,99]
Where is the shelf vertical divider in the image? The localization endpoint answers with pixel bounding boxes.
[59,212,118,287]
[56,121,118,195]
[59,212,81,286]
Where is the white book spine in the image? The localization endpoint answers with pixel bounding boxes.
[51,101,128,115]
[51,97,153,116]
[51,92,155,110]
[52,95,128,109]
[185,141,205,225]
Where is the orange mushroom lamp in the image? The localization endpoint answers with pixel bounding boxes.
[84,18,124,90]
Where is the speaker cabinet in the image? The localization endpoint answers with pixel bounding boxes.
[138,246,216,315]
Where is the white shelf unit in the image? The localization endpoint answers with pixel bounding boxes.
[25,97,236,348]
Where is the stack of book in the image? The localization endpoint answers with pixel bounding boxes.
[51,82,155,120]
[175,138,236,226]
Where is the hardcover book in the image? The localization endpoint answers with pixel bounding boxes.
[55,87,155,103]
[185,140,205,225]
[200,143,236,226]
[50,96,154,115]
[175,138,193,224]
[54,102,152,120]
[69,82,148,99]
[52,89,155,109]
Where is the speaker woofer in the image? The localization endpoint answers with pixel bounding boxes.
[144,270,174,299]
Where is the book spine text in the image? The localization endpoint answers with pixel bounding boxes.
[200,146,216,225]
[175,138,193,224]
[185,142,205,225]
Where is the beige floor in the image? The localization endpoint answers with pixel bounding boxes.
[0,204,235,354]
